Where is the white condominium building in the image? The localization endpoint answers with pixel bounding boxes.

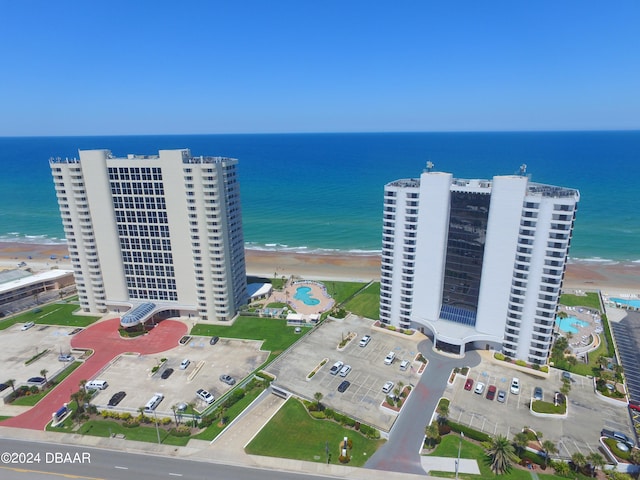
[50,149,247,323]
[380,169,579,365]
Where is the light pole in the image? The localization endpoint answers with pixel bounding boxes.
[153,411,161,444]
[455,431,464,479]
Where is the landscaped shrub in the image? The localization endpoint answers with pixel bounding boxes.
[254,371,274,382]
[338,454,350,464]
[161,417,172,425]
[358,423,380,439]
[604,437,631,461]
[515,359,527,367]
[123,419,140,428]
[310,411,326,419]
[494,352,505,361]
[520,449,546,466]
[540,366,549,373]
[448,420,491,443]
[438,424,451,435]
[169,426,191,437]
[387,325,396,331]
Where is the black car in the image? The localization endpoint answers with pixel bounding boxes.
[69,328,83,335]
[161,368,174,379]
[210,336,220,345]
[108,391,126,407]
[337,380,350,393]
[0,383,8,392]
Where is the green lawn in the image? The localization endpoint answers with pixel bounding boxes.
[0,303,99,330]
[246,398,384,466]
[343,282,380,320]
[77,420,191,446]
[190,316,300,358]
[428,435,559,480]
[559,292,601,311]
[324,281,368,305]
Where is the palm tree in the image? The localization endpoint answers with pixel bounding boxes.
[171,405,180,426]
[6,379,16,393]
[485,435,517,475]
[436,402,449,425]
[313,391,323,410]
[629,448,640,466]
[513,431,529,455]
[542,440,557,468]
[424,422,440,448]
[79,379,87,393]
[587,452,605,477]
[40,369,48,384]
[571,451,587,473]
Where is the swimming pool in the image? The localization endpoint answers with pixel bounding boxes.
[294,286,320,306]
[611,298,640,308]
[555,316,590,334]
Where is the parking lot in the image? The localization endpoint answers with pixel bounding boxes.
[266,314,424,432]
[91,337,268,415]
[0,322,80,388]
[447,354,633,457]
[609,309,640,402]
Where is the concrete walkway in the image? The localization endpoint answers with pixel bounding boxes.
[420,456,481,475]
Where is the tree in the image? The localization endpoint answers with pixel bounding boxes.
[571,451,587,473]
[313,391,323,410]
[436,401,449,425]
[513,431,529,455]
[560,381,571,396]
[424,422,440,448]
[628,448,640,465]
[171,404,180,426]
[40,369,48,384]
[542,440,558,468]
[587,452,605,476]
[6,379,16,393]
[551,460,571,476]
[79,379,87,393]
[485,435,517,475]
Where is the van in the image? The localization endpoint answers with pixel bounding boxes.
[86,380,108,390]
[145,393,164,412]
[180,359,190,370]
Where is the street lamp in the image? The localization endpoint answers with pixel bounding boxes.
[455,431,464,479]
[153,411,161,444]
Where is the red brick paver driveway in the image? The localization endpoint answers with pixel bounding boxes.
[0,318,187,430]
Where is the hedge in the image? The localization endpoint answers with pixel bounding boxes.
[448,420,491,443]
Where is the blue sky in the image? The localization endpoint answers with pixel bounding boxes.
[1,1,638,135]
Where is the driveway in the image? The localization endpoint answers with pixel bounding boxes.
[0,318,187,430]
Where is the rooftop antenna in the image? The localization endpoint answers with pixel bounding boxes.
[425,160,434,172]
[518,164,527,176]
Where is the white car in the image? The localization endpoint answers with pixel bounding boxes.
[384,351,396,365]
[474,382,486,394]
[330,361,344,375]
[196,388,215,404]
[359,335,371,347]
[382,381,394,394]
[339,365,352,377]
[510,377,520,395]
[21,321,35,331]
[399,360,410,371]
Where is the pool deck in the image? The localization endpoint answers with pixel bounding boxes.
[268,279,334,315]
[557,304,602,352]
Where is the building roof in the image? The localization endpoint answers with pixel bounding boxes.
[0,269,74,295]
[247,283,272,299]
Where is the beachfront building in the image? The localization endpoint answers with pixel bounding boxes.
[50,149,247,323]
[380,169,579,365]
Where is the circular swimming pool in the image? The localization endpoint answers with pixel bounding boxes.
[555,315,589,334]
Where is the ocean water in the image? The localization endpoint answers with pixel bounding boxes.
[0,131,638,262]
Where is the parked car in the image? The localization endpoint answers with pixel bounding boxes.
[382,381,394,394]
[601,429,636,448]
[562,371,572,381]
[486,385,497,400]
[196,388,215,404]
[58,354,75,362]
[384,351,396,365]
[219,374,236,385]
[108,391,126,407]
[510,377,520,395]
[399,359,410,371]
[464,378,474,391]
[161,368,174,379]
[629,400,640,412]
[474,382,485,395]
[339,365,352,377]
[497,390,507,403]
[27,377,46,386]
[69,327,82,335]
[330,361,344,375]
[359,335,371,347]
[21,321,35,331]
[533,386,543,401]
[337,380,350,393]
[210,336,219,345]
[0,383,8,392]
[180,359,190,370]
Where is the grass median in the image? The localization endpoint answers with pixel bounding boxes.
[245,397,384,467]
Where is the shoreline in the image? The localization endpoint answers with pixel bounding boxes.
[0,241,639,294]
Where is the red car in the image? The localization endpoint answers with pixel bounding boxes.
[629,400,640,412]
[464,378,474,391]
[486,385,497,400]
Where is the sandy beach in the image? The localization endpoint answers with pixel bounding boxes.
[1,242,639,295]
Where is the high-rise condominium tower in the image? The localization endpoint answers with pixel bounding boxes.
[380,168,579,365]
[50,149,247,323]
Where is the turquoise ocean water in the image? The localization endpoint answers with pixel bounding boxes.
[0,131,638,262]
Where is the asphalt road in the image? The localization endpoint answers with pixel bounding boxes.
[0,438,340,480]
[365,339,481,474]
